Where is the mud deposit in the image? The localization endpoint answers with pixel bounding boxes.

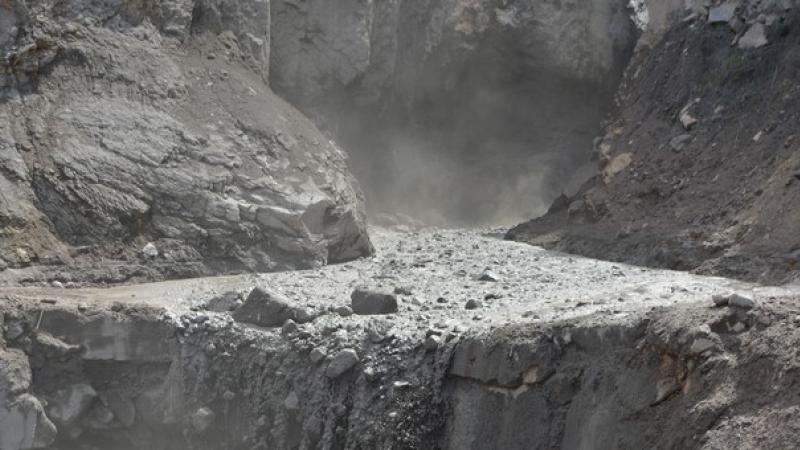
[2,229,800,449]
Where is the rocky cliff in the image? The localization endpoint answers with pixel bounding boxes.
[0,0,373,285]
[269,0,638,225]
[510,0,800,284]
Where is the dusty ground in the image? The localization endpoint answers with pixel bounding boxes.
[3,227,785,329]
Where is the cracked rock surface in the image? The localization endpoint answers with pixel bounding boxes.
[0,0,373,284]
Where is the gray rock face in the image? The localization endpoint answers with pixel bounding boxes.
[269,0,639,224]
[0,348,57,450]
[0,0,372,283]
[350,288,398,315]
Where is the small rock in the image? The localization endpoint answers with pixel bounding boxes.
[86,404,115,428]
[142,242,158,258]
[50,280,64,289]
[222,390,236,401]
[351,289,398,315]
[232,287,298,327]
[669,134,693,152]
[424,335,441,351]
[282,319,298,335]
[101,391,136,427]
[728,293,756,310]
[310,348,327,363]
[191,407,216,433]
[478,270,500,282]
[712,294,729,307]
[739,23,768,49]
[689,338,716,355]
[283,392,300,411]
[394,286,413,296]
[47,383,97,428]
[366,319,393,343]
[436,297,448,304]
[679,102,699,130]
[16,248,30,265]
[464,299,482,310]
[335,306,354,317]
[708,3,737,24]
[325,349,360,378]
[294,307,317,324]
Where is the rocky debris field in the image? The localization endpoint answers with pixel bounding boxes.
[2,228,800,449]
[510,0,800,284]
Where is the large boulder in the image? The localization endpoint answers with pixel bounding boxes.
[0,0,372,283]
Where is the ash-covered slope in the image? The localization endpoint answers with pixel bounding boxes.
[0,0,373,284]
[510,0,800,284]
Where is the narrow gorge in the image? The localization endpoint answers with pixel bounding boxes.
[2,1,800,449]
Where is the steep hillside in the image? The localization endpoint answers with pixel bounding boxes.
[0,0,373,285]
[510,1,800,284]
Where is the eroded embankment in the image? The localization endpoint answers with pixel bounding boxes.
[2,289,800,450]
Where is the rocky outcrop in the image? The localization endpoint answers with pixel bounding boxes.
[0,0,373,284]
[270,0,639,224]
[509,0,800,284]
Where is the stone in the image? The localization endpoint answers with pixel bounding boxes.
[310,348,327,363]
[46,383,97,429]
[294,307,317,324]
[366,320,393,344]
[478,270,500,282]
[708,3,738,24]
[669,134,693,152]
[689,338,717,354]
[728,293,756,310]
[350,289,398,315]
[738,23,768,49]
[0,348,32,399]
[283,392,300,411]
[394,286,413,296]
[325,349,360,378]
[101,391,136,427]
[464,299,482,310]
[335,305,354,317]
[424,335,441,351]
[232,287,298,328]
[712,294,729,307]
[602,153,633,184]
[142,242,159,259]
[85,404,115,429]
[679,107,698,130]
[0,394,57,450]
[282,319,299,335]
[191,407,216,433]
